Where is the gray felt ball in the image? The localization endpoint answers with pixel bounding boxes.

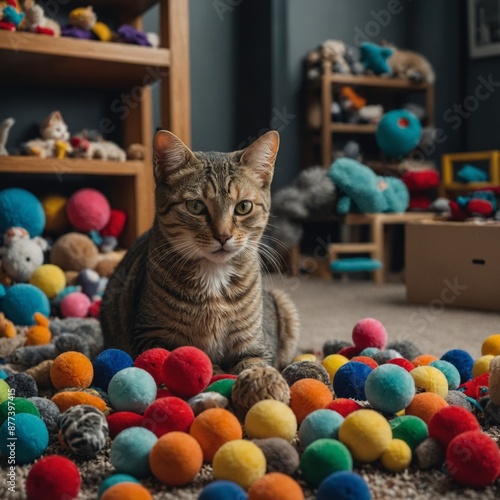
[281,361,330,387]
[54,333,91,358]
[323,340,351,357]
[5,372,38,398]
[386,340,422,361]
[253,437,300,475]
[372,349,402,365]
[414,437,445,470]
[445,391,473,412]
[188,392,228,416]
[29,397,60,433]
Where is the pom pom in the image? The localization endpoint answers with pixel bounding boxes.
[92,349,133,391]
[133,348,170,385]
[0,188,45,237]
[245,400,297,442]
[66,188,111,232]
[60,292,91,318]
[352,318,388,350]
[29,264,66,299]
[299,409,344,447]
[97,474,140,499]
[50,351,93,390]
[390,415,428,451]
[321,354,349,382]
[324,398,363,417]
[198,481,247,500]
[252,437,300,475]
[428,405,480,447]
[108,367,157,414]
[380,438,412,472]
[247,472,304,500]
[316,471,371,500]
[441,349,474,384]
[142,396,194,437]
[289,378,333,424]
[333,362,372,400]
[482,334,500,356]
[405,392,448,424]
[107,412,144,439]
[281,361,330,386]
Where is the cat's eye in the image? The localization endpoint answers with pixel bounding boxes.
[186,199,207,215]
[235,200,253,215]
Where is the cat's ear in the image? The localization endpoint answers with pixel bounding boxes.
[49,111,62,123]
[239,131,279,188]
[153,130,196,182]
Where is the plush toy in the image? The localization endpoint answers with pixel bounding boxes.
[360,42,393,75]
[340,86,366,111]
[25,312,51,345]
[0,118,14,155]
[383,42,435,84]
[456,164,488,183]
[401,169,440,211]
[20,0,60,36]
[450,190,498,220]
[70,131,126,162]
[0,187,45,237]
[117,24,153,46]
[126,143,147,160]
[50,232,99,272]
[0,0,24,30]
[376,109,422,158]
[66,188,111,233]
[306,39,350,77]
[61,6,112,41]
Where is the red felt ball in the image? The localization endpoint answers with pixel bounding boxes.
[446,431,500,487]
[387,358,415,372]
[134,348,170,385]
[350,356,379,370]
[107,412,144,439]
[142,396,194,438]
[337,346,361,359]
[428,406,480,448]
[352,318,388,350]
[156,388,174,399]
[324,398,363,417]
[468,198,493,217]
[66,188,111,232]
[101,209,127,238]
[162,346,212,398]
[26,455,81,500]
[210,374,238,384]
[60,292,91,318]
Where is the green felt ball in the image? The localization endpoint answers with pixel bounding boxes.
[0,380,9,404]
[204,379,235,400]
[390,415,428,451]
[0,397,40,425]
[300,438,353,488]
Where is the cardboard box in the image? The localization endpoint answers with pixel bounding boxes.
[406,219,500,311]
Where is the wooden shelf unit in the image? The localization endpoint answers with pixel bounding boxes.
[0,0,191,248]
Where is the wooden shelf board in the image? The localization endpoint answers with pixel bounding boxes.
[0,31,170,88]
[309,74,430,91]
[442,182,498,191]
[331,123,378,134]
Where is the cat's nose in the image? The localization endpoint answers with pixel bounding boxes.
[215,234,232,246]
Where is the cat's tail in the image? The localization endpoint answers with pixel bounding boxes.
[0,118,15,156]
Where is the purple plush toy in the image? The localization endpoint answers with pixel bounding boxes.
[117,25,151,46]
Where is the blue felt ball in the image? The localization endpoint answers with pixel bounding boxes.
[365,364,415,414]
[317,471,372,500]
[0,188,45,237]
[108,367,157,414]
[0,413,49,464]
[376,109,422,157]
[0,284,50,325]
[92,348,133,391]
[429,360,461,391]
[198,480,248,500]
[333,362,372,400]
[110,426,158,478]
[299,409,344,447]
[359,347,379,358]
[97,473,140,499]
[440,349,474,384]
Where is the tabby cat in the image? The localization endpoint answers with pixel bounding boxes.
[100,130,300,374]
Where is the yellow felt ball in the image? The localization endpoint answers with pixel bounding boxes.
[41,194,69,234]
[213,440,266,490]
[380,438,412,472]
[295,353,317,363]
[410,366,448,398]
[321,354,349,382]
[245,400,297,442]
[482,334,500,356]
[338,409,392,463]
[473,355,495,378]
[29,264,66,299]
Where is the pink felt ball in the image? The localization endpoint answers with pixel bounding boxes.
[134,348,170,385]
[352,318,388,350]
[162,346,213,398]
[66,188,111,232]
[60,292,91,318]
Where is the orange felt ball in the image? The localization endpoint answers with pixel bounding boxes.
[50,351,94,390]
[248,472,304,500]
[189,408,242,462]
[51,392,107,413]
[405,392,448,424]
[149,431,203,486]
[101,483,152,500]
[290,379,333,424]
[412,354,438,367]
[25,325,51,346]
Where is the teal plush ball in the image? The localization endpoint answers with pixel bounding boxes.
[0,188,45,237]
[359,347,379,358]
[204,379,235,399]
[0,284,50,325]
[299,409,344,447]
[110,427,158,478]
[0,413,48,464]
[390,415,428,451]
[97,473,140,499]
[108,367,157,414]
[365,364,415,414]
[376,109,422,157]
[317,471,371,500]
[333,362,372,400]
[300,438,353,488]
[430,360,461,391]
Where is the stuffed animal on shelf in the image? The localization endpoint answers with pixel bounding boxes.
[0,117,14,156]
[450,190,498,221]
[401,169,440,211]
[0,0,24,31]
[306,39,350,77]
[70,131,126,162]
[382,41,435,84]
[19,0,60,36]
[117,25,158,47]
[61,6,112,41]
[360,42,394,75]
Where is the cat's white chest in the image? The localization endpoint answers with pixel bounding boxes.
[194,262,235,296]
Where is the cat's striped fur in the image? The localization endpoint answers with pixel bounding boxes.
[100,130,299,373]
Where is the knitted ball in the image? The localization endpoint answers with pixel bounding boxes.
[299,409,344,447]
[441,349,474,384]
[51,390,107,413]
[133,348,170,385]
[252,437,300,475]
[232,366,290,420]
[189,408,242,462]
[410,366,448,398]
[281,361,330,386]
[380,438,412,472]
[245,400,297,442]
[60,292,91,318]
[0,397,39,425]
[29,264,66,299]
[321,354,349,382]
[110,427,158,478]
[352,318,387,350]
[489,356,500,405]
[142,396,194,437]
[98,474,140,499]
[162,346,212,398]
[372,349,402,365]
[350,356,378,370]
[5,372,38,398]
[338,409,392,462]
[188,392,229,416]
[50,233,99,272]
[289,378,333,424]
[58,405,108,456]
[26,455,81,500]
[390,415,428,451]
[149,431,203,486]
[365,364,415,414]
[337,346,361,359]
[198,480,247,500]
[376,109,422,157]
[429,360,461,391]
[92,349,133,391]
[50,351,93,390]
[0,188,45,236]
[333,362,372,400]
[324,398,363,417]
[386,340,421,361]
[300,438,353,487]
[0,413,48,464]
[482,334,500,356]
[414,437,445,470]
[101,483,152,500]
[473,355,495,378]
[316,471,371,500]
[28,397,60,433]
[428,405,480,447]
[213,439,267,489]
[294,353,316,363]
[67,188,111,232]
[247,472,304,500]
[405,392,448,424]
[446,431,500,487]
[204,378,235,399]
[412,354,438,367]
[387,357,415,372]
[0,283,50,325]
[41,193,69,234]
[359,347,379,358]
[108,367,157,414]
[323,340,352,357]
